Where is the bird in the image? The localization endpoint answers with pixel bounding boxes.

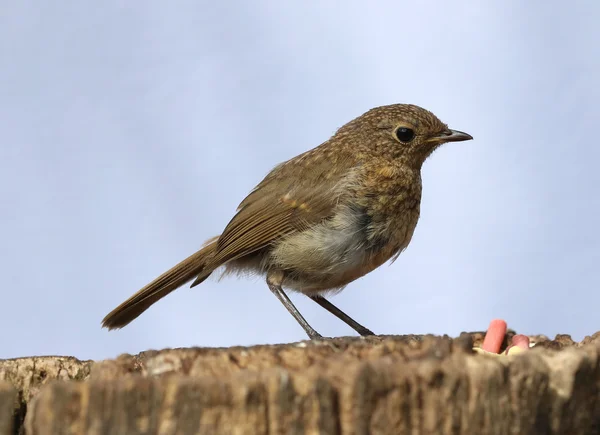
[102,103,473,339]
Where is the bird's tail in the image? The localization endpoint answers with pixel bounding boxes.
[101,236,219,330]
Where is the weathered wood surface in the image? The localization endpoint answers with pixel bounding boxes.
[0,332,599,434]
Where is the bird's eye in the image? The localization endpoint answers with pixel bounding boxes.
[394,127,415,143]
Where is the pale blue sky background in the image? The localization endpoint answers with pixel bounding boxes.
[1,2,599,360]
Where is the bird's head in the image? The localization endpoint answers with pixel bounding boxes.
[335,103,473,169]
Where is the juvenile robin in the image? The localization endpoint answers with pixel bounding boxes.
[102,104,473,339]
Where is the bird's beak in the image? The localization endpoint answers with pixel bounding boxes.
[429,129,473,143]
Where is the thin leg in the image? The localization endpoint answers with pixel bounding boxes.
[309,295,375,336]
[267,272,323,340]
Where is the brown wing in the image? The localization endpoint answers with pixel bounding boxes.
[210,182,337,266]
[208,150,359,268]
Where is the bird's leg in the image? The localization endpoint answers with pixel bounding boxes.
[309,295,375,336]
[266,271,323,340]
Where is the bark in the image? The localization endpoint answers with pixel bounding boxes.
[0,333,598,434]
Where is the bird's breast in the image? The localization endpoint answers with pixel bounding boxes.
[267,198,418,294]
[262,165,423,294]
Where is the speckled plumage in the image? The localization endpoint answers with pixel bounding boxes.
[102,104,472,338]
